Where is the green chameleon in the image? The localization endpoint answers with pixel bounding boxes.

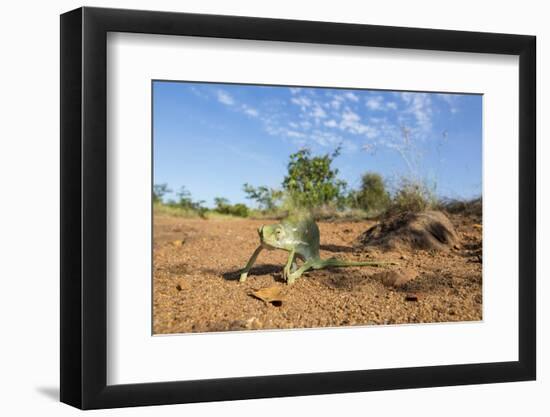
[239,212,395,284]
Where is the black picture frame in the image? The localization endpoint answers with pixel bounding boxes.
[60,6,536,410]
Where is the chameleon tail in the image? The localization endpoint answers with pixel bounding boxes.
[319,257,397,268]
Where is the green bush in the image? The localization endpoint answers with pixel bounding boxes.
[214,197,249,217]
[282,147,347,208]
[354,172,390,214]
[153,185,207,218]
[174,186,207,216]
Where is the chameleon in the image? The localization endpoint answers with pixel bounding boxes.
[239,212,395,284]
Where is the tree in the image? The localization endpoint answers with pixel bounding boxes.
[214,197,249,217]
[242,184,282,211]
[153,183,171,203]
[282,147,347,208]
[213,197,230,212]
[355,173,390,213]
[176,186,193,207]
[176,186,205,211]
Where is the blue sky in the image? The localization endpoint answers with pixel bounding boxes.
[153,81,482,208]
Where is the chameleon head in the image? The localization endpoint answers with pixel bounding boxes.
[258,223,289,250]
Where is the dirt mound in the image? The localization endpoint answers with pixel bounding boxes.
[355,210,459,251]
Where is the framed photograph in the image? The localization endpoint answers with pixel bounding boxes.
[60,6,536,409]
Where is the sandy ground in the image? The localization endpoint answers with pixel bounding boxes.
[153,214,482,334]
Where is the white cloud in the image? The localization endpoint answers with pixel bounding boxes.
[359,92,445,175]
[215,89,260,118]
[260,87,453,158]
[342,109,360,123]
[242,104,259,117]
[399,92,433,133]
[241,86,466,177]
[300,120,312,130]
[311,106,327,120]
[366,95,390,111]
[265,122,305,139]
[188,86,210,100]
[437,93,460,114]
[329,91,359,103]
[286,130,306,138]
[338,109,379,138]
[310,130,341,146]
[212,88,449,160]
[307,129,357,151]
[291,96,312,109]
[217,90,235,106]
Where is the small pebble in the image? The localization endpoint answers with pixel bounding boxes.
[405,293,419,302]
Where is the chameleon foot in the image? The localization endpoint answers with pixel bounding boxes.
[286,271,301,285]
[285,260,313,284]
[239,272,248,282]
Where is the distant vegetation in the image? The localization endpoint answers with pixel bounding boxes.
[242,184,282,211]
[213,197,249,218]
[153,185,207,218]
[154,147,480,220]
[282,147,347,209]
[350,172,391,215]
[386,178,437,216]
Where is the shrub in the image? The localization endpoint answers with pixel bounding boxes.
[388,178,436,215]
[354,172,390,214]
[214,197,249,217]
[282,147,347,208]
[175,186,207,216]
[229,203,249,218]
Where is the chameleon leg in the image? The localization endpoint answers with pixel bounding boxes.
[286,260,315,285]
[239,245,263,282]
[283,248,296,282]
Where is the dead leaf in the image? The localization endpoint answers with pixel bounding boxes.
[171,240,184,247]
[249,286,285,307]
